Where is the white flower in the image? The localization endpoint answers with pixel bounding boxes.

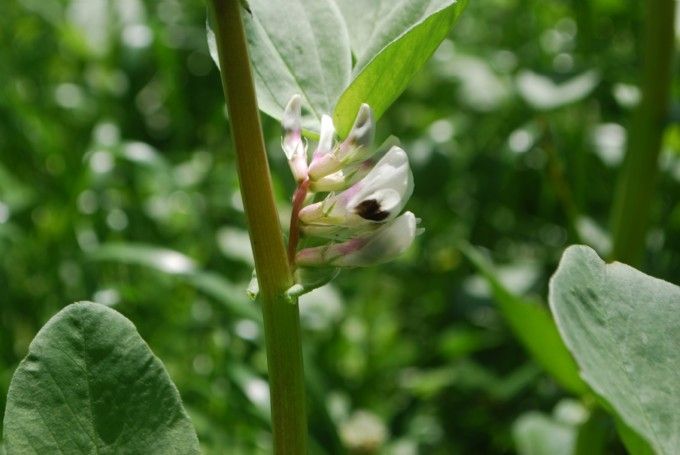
[296,212,418,267]
[282,95,308,182]
[299,146,413,237]
[278,95,419,271]
[313,114,335,160]
[308,104,374,180]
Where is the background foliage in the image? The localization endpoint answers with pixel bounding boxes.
[1,0,679,453]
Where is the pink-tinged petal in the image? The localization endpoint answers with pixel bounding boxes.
[296,237,368,267]
[296,212,418,267]
[281,95,308,182]
[333,212,417,267]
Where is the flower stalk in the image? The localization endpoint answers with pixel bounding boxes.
[207,0,308,453]
[288,178,310,265]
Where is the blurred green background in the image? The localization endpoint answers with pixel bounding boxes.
[1,0,679,453]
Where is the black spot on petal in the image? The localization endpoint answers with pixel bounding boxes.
[355,199,389,221]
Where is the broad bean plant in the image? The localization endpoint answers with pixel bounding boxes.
[2,0,678,454]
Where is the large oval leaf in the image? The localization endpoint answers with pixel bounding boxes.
[333,0,467,137]
[549,245,680,455]
[2,302,200,454]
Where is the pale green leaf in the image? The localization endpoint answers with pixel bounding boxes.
[210,0,351,130]
[2,302,199,454]
[335,0,453,69]
[549,245,680,455]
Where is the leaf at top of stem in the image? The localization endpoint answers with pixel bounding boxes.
[209,0,352,131]
[333,0,468,137]
[208,0,468,136]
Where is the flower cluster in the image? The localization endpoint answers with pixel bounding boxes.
[282,95,418,268]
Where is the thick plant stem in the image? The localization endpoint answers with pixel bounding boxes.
[610,0,676,266]
[207,0,308,453]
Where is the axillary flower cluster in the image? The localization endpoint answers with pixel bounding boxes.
[281,95,419,270]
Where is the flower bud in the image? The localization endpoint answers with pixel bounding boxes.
[296,212,417,267]
[308,104,374,180]
[282,95,308,182]
[344,103,374,149]
[313,114,335,160]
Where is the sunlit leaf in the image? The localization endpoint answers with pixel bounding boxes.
[0,164,35,212]
[335,0,452,70]
[90,243,197,274]
[2,302,200,454]
[210,0,466,136]
[89,243,259,320]
[333,0,467,137]
[216,227,254,265]
[516,70,600,111]
[550,245,680,455]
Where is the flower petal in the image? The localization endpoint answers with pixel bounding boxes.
[296,212,417,267]
[346,146,413,215]
[313,115,335,159]
[308,104,375,179]
[345,103,374,149]
[282,95,308,181]
[300,146,413,229]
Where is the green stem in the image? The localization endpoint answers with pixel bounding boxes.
[574,406,609,455]
[610,0,676,266]
[207,1,308,453]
